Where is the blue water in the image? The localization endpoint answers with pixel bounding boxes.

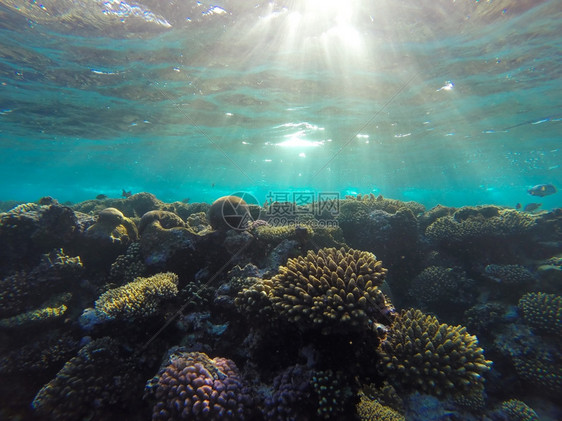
[0,0,560,209]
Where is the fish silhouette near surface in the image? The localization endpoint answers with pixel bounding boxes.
[515,203,522,210]
[527,184,557,197]
[523,203,542,212]
[122,189,132,198]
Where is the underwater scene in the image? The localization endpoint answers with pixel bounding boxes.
[0,0,561,420]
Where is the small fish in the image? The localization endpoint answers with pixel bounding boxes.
[181,198,190,204]
[515,203,521,210]
[528,184,557,197]
[523,203,542,212]
[211,183,215,188]
[96,194,108,200]
[122,189,132,198]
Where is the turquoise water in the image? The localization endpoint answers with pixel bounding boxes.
[0,0,560,209]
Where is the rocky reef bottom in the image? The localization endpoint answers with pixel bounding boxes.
[0,192,560,420]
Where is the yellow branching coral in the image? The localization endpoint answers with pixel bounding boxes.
[377,309,492,399]
[518,292,562,336]
[356,392,405,421]
[236,247,393,334]
[95,272,178,321]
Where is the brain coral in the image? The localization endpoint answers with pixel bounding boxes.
[377,309,492,399]
[94,272,178,321]
[518,292,562,336]
[146,350,253,420]
[236,247,394,334]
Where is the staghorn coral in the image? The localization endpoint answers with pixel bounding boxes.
[94,272,178,321]
[236,247,394,334]
[356,391,405,421]
[377,309,492,399]
[518,292,561,336]
[32,337,143,420]
[146,350,253,420]
[499,399,540,421]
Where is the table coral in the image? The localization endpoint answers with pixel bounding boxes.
[236,247,395,335]
[146,350,254,420]
[94,272,179,321]
[377,309,492,399]
[518,292,562,336]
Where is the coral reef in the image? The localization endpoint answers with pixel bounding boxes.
[94,272,179,321]
[146,350,254,420]
[498,399,539,421]
[483,264,535,286]
[263,364,313,420]
[0,201,83,274]
[32,337,143,420]
[377,309,492,399]
[0,248,82,319]
[0,292,71,329]
[236,247,394,334]
[356,391,405,421]
[425,206,537,257]
[518,292,562,336]
[109,241,146,284]
[408,266,476,317]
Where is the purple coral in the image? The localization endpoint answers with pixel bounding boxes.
[148,351,253,420]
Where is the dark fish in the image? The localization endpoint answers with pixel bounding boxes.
[528,184,557,197]
[515,203,521,210]
[96,194,107,200]
[181,198,190,204]
[122,189,132,198]
[523,203,542,212]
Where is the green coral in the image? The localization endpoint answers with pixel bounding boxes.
[236,247,393,334]
[94,272,179,321]
[500,399,539,421]
[377,309,492,399]
[518,292,562,336]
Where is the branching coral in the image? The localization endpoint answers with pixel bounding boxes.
[94,272,178,321]
[425,206,536,244]
[146,350,253,420]
[32,337,142,420]
[236,247,394,334]
[356,391,405,421]
[499,399,539,421]
[377,309,492,399]
[518,292,562,336]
